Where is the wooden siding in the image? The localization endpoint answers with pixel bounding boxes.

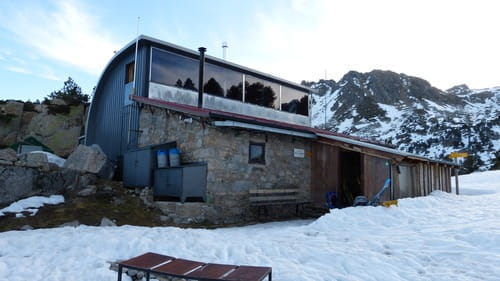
[311,142,339,204]
[312,137,454,205]
[396,165,413,198]
[362,155,391,201]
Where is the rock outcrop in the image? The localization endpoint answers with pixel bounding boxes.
[0,144,113,206]
[0,100,86,157]
[0,165,79,206]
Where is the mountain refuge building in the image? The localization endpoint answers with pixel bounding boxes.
[85,36,458,224]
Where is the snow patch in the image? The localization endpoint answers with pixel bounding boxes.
[0,195,65,217]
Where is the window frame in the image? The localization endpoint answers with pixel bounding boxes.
[125,62,135,84]
[248,142,266,165]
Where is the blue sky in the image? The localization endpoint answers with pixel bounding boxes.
[1,0,499,102]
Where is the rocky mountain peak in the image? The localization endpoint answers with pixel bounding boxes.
[447,84,470,95]
[311,70,500,172]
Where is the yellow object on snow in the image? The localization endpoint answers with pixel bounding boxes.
[382,200,398,207]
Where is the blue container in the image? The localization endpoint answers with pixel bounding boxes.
[169,148,180,167]
[157,149,168,168]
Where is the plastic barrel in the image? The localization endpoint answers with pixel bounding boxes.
[169,148,180,167]
[157,149,167,168]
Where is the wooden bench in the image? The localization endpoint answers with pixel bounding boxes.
[117,252,272,281]
[249,188,309,215]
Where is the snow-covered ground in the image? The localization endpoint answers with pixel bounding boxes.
[1,171,499,281]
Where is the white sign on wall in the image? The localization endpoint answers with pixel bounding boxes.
[294,148,305,158]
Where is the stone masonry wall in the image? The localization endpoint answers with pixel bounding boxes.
[138,105,312,224]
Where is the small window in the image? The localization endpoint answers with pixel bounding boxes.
[249,142,265,164]
[125,62,135,84]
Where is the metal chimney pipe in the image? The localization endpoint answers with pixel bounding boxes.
[222,42,228,60]
[198,47,206,108]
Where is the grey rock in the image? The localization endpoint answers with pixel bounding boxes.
[59,220,80,227]
[79,174,98,188]
[47,162,60,171]
[67,173,97,190]
[63,145,114,179]
[160,215,171,222]
[0,159,14,166]
[20,225,34,231]
[103,185,113,192]
[0,166,36,205]
[19,152,49,170]
[100,217,117,227]
[36,169,79,194]
[77,185,97,197]
[0,148,17,163]
[113,197,125,205]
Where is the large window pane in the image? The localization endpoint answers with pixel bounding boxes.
[281,87,309,116]
[204,63,243,101]
[151,48,198,92]
[245,75,279,109]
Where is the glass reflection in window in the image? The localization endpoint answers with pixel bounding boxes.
[203,63,243,101]
[150,48,199,92]
[244,75,279,109]
[281,86,309,116]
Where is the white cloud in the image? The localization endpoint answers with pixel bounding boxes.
[241,0,500,89]
[4,62,62,81]
[0,0,120,75]
[5,65,31,75]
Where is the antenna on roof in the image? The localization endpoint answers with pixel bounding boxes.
[222,42,228,60]
[132,16,140,96]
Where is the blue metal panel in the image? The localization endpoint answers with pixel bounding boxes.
[86,42,150,161]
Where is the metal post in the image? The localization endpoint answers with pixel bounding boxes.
[128,17,140,146]
[324,97,327,129]
[455,167,459,195]
[198,47,206,108]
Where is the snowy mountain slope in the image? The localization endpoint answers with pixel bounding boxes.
[309,70,500,171]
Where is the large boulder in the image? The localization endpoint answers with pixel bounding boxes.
[0,165,79,205]
[0,148,17,165]
[0,166,36,205]
[63,145,114,179]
